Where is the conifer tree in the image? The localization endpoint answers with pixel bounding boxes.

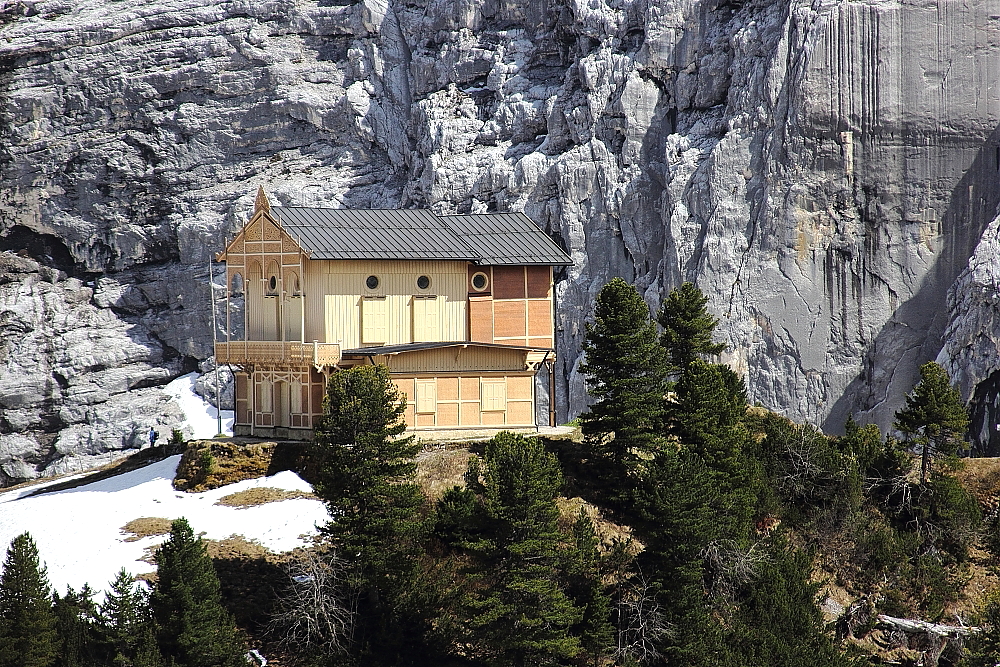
[725,545,851,667]
[670,359,748,483]
[150,519,244,667]
[98,569,162,667]
[894,361,969,484]
[311,364,424,593]
[0,532,58,667]
[657,281,726,372]
[636,450,729,666]
[310,364,427,663]
[563,511,614,664]
[53,585,99,667]
[460,432,583,666]
[579,277,669,489]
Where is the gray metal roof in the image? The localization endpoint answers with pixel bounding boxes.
[273,207,479,261]
[439,213,573,266]
[268,207,572,266]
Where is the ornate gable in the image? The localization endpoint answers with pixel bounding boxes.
[215,188,308,261]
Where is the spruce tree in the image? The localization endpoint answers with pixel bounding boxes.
[460,432,583,666]
[670,359,748,483]
[311,364,424,593]
[579,277,669,490]
[97,569,162,667]
[53,585,99,667]
[636,450,729,666]
[657,281,726,372]
[894,361,969,484]
[563,511,613,664]
[310,364,427,663]
[150,519,244,667]
[0,532,58,667]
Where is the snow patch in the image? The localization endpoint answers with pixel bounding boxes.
[0,455,327,601]
[163,372,234,439]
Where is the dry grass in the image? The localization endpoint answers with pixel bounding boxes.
[215,487,315,509]
[205,534,272,560]
[955,457,1000,509]
[415,445,473,499]
[173,440,308,492]
[137,533,275,567]
[120,517,173,542]
[555,496,639,554]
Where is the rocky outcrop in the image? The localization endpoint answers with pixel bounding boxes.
[2,0,1000,479]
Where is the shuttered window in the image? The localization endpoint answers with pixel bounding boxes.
[412,295,440,342]
[416,380,437,414]
[260,381,273,412]
[361,296,387,344]
[481,379,506,412]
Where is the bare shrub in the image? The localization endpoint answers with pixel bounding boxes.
[613,572,672,665]
[268,548,355,656]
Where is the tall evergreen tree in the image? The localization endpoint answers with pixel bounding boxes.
[150,519,244,667]
[670,359,749,483]
[894,361,969,484]
[636,450,730,666]
[0,532,58,667]
[53,585,99,667]
[579,277,669,490]
[310,364,427,663]
[459,432,583,667]
[311,364,424,592]
[97,569,162,667]
[563,511,614,665]
[657,281,726,372]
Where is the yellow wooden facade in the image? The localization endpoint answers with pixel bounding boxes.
[215,190,562,439]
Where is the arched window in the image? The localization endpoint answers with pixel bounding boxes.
[287,271,301,295]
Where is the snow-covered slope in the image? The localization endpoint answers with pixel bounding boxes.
[0,455,328,601]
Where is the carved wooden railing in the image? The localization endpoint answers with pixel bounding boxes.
[215,341,341,367]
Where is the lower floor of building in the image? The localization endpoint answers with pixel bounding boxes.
[231,355,553,441]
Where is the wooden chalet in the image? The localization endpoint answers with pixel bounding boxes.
[214,188,573,439]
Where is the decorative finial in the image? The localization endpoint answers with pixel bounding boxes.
[254,186,270,214]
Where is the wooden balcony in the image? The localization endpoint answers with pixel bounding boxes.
[215,341,341,368]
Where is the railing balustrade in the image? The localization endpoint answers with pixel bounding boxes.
[215,341,341,367]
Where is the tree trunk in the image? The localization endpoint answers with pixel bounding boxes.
[921,439,930,485]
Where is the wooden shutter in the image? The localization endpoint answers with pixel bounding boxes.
[416,380,437,414]
[481,379,507,412]
[361,296,387,344]
[412,295,440,342]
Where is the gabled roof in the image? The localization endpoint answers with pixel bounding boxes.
[272,207,479,261]
[263,206,572,266]
[440,213,573,266]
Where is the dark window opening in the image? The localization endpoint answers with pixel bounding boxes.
[366,275,379,290]
[471,272,489,291]
[417,275,430,290]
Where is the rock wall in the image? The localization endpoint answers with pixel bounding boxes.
[2,0,1000,481]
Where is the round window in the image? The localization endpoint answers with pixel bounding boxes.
[471,272,489,291]
[366,275,379,290]
[268,276,277,292]
[416,275,430,290]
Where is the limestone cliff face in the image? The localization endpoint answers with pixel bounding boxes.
[2,0,1000,481]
